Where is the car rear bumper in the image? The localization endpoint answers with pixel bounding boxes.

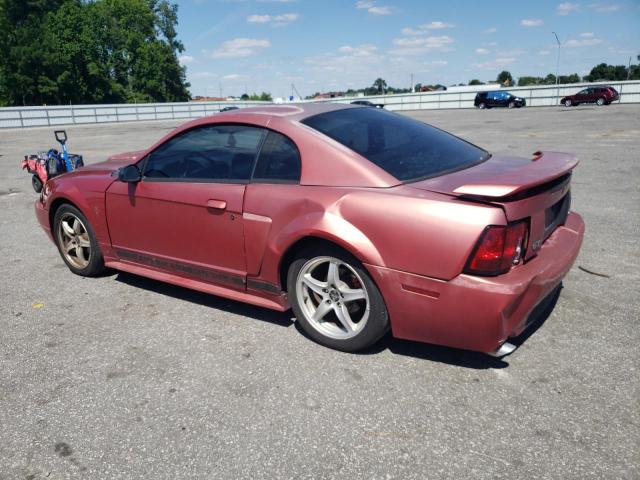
[366,212,585,353]
[34,199,54,242]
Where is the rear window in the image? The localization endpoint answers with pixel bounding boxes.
[302,107,489,181]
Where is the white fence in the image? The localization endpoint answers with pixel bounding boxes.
[0,101,269,129]
[316,80,640,111]
[1,80,639,128]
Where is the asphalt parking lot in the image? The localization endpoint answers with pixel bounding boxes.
[1,104,638,479]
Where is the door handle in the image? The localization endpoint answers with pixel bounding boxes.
[206,199,227,210]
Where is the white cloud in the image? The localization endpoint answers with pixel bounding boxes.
[178,55,195,65]
[402,21,454,35]
[192,72,218,79]
[247,14,271,23]
[520,19,544,27]
[420,21,454,29]
[589,3,620,12]
[368,6,392,15]
[565,37,603,46]
[483,27,497,34]
[222,74,248,81]
[580,31,594,37]
[473,57,515,70]
[390,35,454,55]
[355,1,392,15]
[475,48,490,55]
[429,60,448,66]
[539,50,551,55]
[557,2,580,15]
[337,44,378,56]
[210,38,271,58]
[247,13,299,25]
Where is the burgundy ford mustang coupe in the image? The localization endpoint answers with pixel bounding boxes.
[34,104,584,355]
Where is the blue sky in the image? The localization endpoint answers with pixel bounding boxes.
[175,0,640,98]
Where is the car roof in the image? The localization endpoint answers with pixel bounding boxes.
[215,102,360,122]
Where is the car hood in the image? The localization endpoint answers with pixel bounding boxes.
[78,150,146,174]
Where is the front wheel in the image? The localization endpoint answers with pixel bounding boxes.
[53,204,105,276]
[32,175,43,193]
[596,97,605,106]
[287,246,389,352]
[508,101,515,109]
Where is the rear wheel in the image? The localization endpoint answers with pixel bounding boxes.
[53,204,105,276]
[478,102,486,109]
[564,99,572,107]
[287,246,389,352]
[596,97,605,106]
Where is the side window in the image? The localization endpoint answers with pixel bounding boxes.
[252,131,301,183]
[144,124,266,182]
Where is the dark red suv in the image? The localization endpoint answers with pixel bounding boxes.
[561,86,619,107]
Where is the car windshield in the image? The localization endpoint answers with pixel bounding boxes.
[302,107,489,181]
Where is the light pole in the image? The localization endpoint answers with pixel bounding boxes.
[553,31,561,106]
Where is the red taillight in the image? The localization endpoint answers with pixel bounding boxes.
[464,221,529,276]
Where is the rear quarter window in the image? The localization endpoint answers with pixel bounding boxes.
[302,107,489,182]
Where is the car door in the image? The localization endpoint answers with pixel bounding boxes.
[575,88,589,104]
[486,92,498,107]
[105,123,267,290]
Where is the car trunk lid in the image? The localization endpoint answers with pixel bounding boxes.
[409,151,578,260]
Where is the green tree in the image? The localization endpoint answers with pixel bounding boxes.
[587,63,628,82]
[0,0,190,106]
[517,76,542,86]
[468,79,484,85]
[496,71,514,86]
[558,73,580,84]
[372,78,387,94]
[543,73,557,84]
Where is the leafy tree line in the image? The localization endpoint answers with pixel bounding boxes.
[0,0,190,106]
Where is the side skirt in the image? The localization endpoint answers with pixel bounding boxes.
[105,259,289,312]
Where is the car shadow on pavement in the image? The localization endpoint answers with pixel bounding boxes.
[113,271,294,328]
[114,270,561,369]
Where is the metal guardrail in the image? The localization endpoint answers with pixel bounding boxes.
[315,80,640,111]
[0,101,270,129]
[1,80,639,128]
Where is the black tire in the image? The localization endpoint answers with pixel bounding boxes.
[53,204,105,277]
[32,175,43,193]
[596,97,605,106]
[287,245,389,352]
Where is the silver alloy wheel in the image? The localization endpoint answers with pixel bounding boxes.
[508,101,515,109]
[295,256,370,340]
[565,99,571,107]
[57,212,91,269]
[479,102,486,109]
[596,97,605,106]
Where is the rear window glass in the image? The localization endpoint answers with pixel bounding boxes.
[302,108,489,181]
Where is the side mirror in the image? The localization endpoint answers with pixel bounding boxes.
[118,164,142,183]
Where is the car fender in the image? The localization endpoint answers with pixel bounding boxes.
[45,176,114,255]
[254,209,385,289]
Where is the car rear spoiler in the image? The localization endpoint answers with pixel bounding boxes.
[450,151,579,199]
